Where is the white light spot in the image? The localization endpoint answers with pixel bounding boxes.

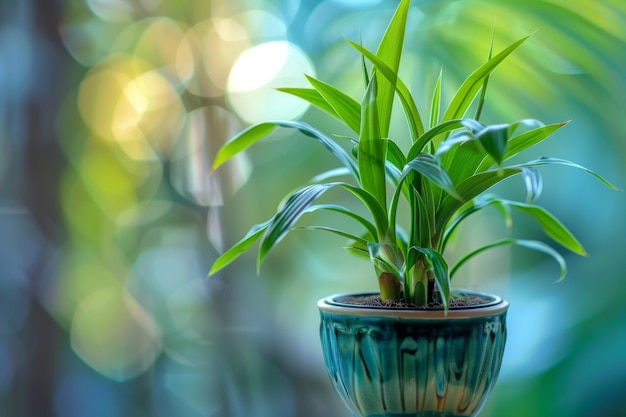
[227,41,314,124]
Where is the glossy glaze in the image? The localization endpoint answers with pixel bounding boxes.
[319,292,508,417]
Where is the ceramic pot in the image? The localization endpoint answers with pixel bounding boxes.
[318,291,509,417]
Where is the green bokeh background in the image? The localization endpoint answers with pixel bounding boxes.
[1,0,624,416]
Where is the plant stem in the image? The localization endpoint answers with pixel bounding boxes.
[378,272,402,300]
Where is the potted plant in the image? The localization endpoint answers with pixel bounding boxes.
[208,0,616,415]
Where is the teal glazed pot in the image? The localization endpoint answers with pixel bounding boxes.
[318,291,509,417]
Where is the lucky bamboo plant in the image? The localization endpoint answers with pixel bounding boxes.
[209,0,616,310]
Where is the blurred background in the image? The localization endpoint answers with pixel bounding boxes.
[0,0,624,416]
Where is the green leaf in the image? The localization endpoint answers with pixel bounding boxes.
[441,195,509,251]
[367,242,403,276]
[430,68,443,129]
[303,203,377,240]
[359,34,370,88]
[476,124,510,167]
[309,167,352,183]
[503,122,567,160]
[437,167,523,231]
[474,30,495,121]
[388,172,406,243]
[275,87,339,118]
[212,123,277,172]
[509,118,545,136]
[358,76,388,213]
[348,39,424,141]
[344,241,370,259]
[259,183,337,268]
[409,119,484,160]
[442,195,586,256]
[522,167,543,203]
[373,0,410,137]
[413,184,433,249]
[506,201,587,256]
[386,140,407,173]
[305,74,361,133]
[276,121,360,182]
[341,183,389,239]
[442,35,530,122]
[208,219,271,276]
[450,238,567,282]
[443,143,490,188]
[475,120,567,172]
[295,225,369,247]
[516,157,620,190]
[212,120,360,182]
[402,153,461,200]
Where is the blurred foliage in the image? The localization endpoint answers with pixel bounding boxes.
[0,0,624,416]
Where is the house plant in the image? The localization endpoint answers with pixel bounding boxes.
[208,0,616,415]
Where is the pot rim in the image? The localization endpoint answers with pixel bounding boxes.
[318,290,509,319]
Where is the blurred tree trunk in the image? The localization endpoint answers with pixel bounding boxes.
[3,0,68,415]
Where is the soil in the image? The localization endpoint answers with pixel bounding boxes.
[336,293,495,310]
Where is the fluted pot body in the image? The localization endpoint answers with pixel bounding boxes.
[318,291,509,417]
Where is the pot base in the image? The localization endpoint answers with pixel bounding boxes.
[366,411,466,417]
[367,413,471,417]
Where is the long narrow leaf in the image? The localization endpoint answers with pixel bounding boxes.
[212,120,360,182]
[442,195,586,256]
[388,172,406,243]
[430,68,443,129]
[450,238,567,282]
[506,201,587,255]
[402,153,461,200]
[295,225,369,247]
[305,74,361,133]
[367,242,403,277]
[441,195,508,251]
[414,185,432,248]
[259,183,337,268]
[386,140,407,173]
[373,0,410,137]
[474,30,495,121]
[348,39,424,141]
[446,155,603,207]
[303,203,378,240]
[409,119,484,160]
[528,157,619,190]
[522,167,543,203]
[504,122,568,160]
[359,34,370,87]
[275,87,339,118]
[341,183,389,239]
[277,121,360,182]
[209,219,271,276]
[442,35,530,122]
[309,167,352,183]
[212,123,277,171]
[358,76,388,212]
[437,167,523,230]
[476,121,568,172]
[439,139,490,188]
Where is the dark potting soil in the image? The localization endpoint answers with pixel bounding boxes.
[337,293,494,310]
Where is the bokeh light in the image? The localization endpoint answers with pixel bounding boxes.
[86,0,140,23]
[70,286,161,381]
[78,55,185,159]
[227,41,315,123]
